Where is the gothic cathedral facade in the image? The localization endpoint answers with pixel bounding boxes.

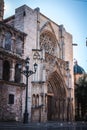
[0,0,74,122]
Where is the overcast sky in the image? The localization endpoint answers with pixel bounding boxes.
[4,0,87,72]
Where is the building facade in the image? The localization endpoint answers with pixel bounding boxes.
[0,0,74,122]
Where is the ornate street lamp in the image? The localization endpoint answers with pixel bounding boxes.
[19,57,38,123]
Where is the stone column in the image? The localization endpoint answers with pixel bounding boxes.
[0,59,3,79]
[11,36,16,53]
[35,8,40,49]
[20,72,24,83]
[33,63,38,82]
[1,31,5,48]
[22,39,25,58]
[10,60,15,82]
[45,94,47,112]
[37,61,40,81]
[64,99,68,121]
[0,32,3,47]
[20,66,26,84]
[42,63,46,82]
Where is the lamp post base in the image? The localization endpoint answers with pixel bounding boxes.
[23,112,29,123]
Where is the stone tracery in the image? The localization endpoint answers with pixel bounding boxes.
[40,32,58,56]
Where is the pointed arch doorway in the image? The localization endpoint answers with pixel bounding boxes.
[47,71,67,121]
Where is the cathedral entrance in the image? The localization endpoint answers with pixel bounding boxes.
[47,71,67,121]
[40,31,72,121]
[47,95,54,120]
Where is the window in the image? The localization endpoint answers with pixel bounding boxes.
[16,37,22,55]
[36,95,39,106]
[8,94,14,104]
[5,32,12,51]
[32,94,35,107]
[14,64,21,83]
[40,32,57,56]
[3,60,10,81]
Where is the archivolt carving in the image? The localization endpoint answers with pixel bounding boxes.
[47,71,67,99]
[45,53,55,65]
[47,71,68,121]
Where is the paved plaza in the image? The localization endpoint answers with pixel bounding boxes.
[0,121,87,130]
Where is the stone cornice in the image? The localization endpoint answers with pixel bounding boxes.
[31,81,45,84]
[0,21,27,36]
[0,47,24,61]
[3,15,15,23]
[32,49,42,52]
[0,79,26,88]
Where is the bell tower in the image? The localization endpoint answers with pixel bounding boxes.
[0,0,4,21]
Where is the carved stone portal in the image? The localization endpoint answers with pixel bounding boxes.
[40,31,70,121]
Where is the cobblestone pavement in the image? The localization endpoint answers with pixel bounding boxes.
[0,121,87,130]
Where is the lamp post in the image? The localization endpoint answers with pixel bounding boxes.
[19,57,38,123]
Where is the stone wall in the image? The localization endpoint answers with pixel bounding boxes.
[0,82,24,121]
